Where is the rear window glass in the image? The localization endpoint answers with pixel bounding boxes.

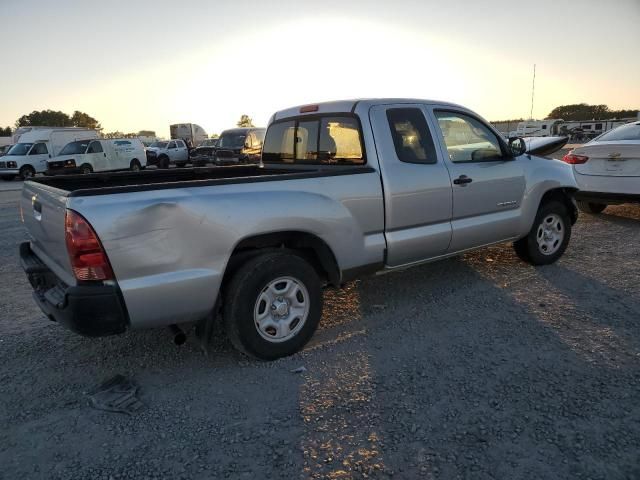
[596,123,640,141]
[262,116,365,165]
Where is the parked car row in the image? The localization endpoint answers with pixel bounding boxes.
[149,127,266,168]
[0,128,146,180]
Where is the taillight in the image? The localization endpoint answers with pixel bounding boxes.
[562,153,589,164]
[65,210,114,281]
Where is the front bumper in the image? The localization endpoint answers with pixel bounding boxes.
[20,242,129,337]
[0,168,20,175]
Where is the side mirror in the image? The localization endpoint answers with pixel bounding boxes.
[508,137,527,156]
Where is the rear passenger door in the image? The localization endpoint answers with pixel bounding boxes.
[369,104,453,266]
[428,108,526,252]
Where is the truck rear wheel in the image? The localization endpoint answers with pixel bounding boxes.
[223,251,323,360]
[577,201,607,214]
[130,159,141,172]
[513,200,571,265]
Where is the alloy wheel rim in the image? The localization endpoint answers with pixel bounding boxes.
[536,213,564,256]
[253,276,310,343]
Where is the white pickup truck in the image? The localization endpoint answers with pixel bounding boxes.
[20,99,578,360]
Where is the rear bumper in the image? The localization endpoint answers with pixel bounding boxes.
[20,242,129,337]
[574,170,640,197]
[575,191,640,204]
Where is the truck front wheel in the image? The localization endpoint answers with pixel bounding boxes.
[19,165,36,180]
[513,200,572,265]
[224,252,323,360]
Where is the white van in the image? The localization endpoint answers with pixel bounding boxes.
[0,128,98,180]
[48,138,146,175]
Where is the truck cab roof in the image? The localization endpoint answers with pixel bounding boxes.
[272,98,467,122]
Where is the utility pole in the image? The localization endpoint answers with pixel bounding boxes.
[530,64,536,120]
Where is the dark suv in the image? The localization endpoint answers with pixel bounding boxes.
[215,128,265,165]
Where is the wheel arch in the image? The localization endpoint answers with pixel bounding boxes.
[224,231,341,288]
[539,187,579,225]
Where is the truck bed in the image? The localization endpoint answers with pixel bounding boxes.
[28,164,358,197]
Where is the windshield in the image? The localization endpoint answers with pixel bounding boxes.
[596,123,640,142]
[150,141,168,148]
[7,143,33,156]
[218,133,246,148]
[59,140,91,155]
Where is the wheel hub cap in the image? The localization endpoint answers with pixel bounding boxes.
[536,213,564,256]
[254,276,310,343]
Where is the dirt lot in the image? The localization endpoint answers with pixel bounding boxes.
[1,184,639,479]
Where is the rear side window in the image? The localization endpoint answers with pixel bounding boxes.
[114,140,131,146]
[262,115,365,165]
[386,108,437,164]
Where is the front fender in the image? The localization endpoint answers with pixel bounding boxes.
[518,155,578,236]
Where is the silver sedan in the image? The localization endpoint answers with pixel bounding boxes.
[563,120,640,213]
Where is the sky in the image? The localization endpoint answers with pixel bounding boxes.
[1,0,639,138]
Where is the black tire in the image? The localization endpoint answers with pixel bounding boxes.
[130,159,141,172]
[224,251,323,360]
[513,200,572,266]
[175,162,187,168]
[158,155,170,169]
[79,164,93,175]
[1,175,16,181]
[19,165,36,180]
[577,200,606,214]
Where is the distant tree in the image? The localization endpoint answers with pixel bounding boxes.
[236,115,254,127]
[546,103,638,121]
[70,110,101,130]
[210,133,219,139]
[15,109,102,130]
[102,131,125,139]
[137,130,156,137]
[15,110,71,128]
[0,126,11,136]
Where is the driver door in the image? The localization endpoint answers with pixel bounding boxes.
[167,141,177,162]
[427,108,526,253]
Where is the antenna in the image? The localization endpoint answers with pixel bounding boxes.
[529,64,536,120]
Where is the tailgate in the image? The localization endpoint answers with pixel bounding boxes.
[21,181,76,285]
[574,144,640,177]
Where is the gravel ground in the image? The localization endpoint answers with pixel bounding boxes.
[1,185,639,479]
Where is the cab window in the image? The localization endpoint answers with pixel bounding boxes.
[262,116,365,165]
[87,141,103,154]
[29,143,48,155]
[168,141,177,149]
[386,108,437,164]
[434,111,503,163]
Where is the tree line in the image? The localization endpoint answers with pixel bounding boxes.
[1,109,257,138]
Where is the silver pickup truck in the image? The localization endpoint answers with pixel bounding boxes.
[20,99,578,360]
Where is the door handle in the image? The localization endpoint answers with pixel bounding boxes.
[453,175,473,185]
